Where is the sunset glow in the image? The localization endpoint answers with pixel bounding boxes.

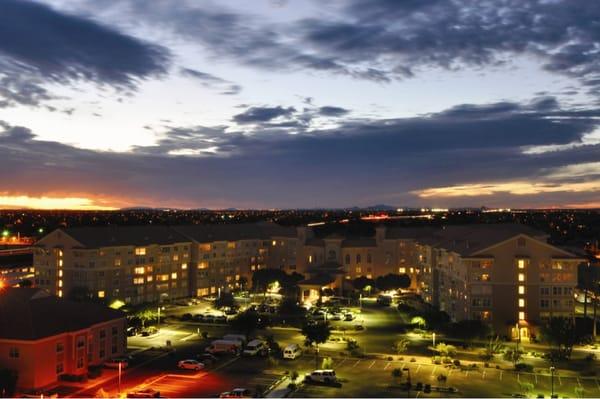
[0,195,118,210]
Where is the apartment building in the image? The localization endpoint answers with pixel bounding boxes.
[0,287,126,390]
[32,222,582,339]
[33,226,193,304]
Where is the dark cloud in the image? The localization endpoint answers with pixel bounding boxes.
[233,106,296,124]
[180,68,241,95]
[0,0,170,107]
[318,106,350,117]
[1,96,599,207]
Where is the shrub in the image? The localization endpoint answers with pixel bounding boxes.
[287,383,297,390]
[321,357,333,369]
[410,357,416,362]
[515,363,534,373]
[453,359,461,366]
[181,313,193,321]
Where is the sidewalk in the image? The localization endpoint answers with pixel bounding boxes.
[266,376,291,398]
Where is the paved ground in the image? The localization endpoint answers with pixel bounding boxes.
[289,354,599,398]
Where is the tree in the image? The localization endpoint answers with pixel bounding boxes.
[410,316,427,329]
[503,346,523,367]
[447,320,491,344]
[393,339,410,354]
[540,317,578,360]
[18,279,33,287]
[0,369,17,398]
[214,292,235,309]
[433,343,457,357]
[301,321,332,369]
[279,298,306,318]
[519,382,534,396]
[375,273,411,291]
[230,311,260,338]
[238,276,248,291]
[252,268,287,295]
[482,336,504,360]
[135,308,157,328]
[280,272,305,298]
[352,276,374,292]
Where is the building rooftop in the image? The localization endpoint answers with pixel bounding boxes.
[0,288,125,340]
[57,225,191,248]
[173,222,296,243]
[386,223,550,256]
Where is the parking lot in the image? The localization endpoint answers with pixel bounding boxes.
[288,354,600,398]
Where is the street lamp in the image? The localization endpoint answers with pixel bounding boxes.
[118,362,122,395]
[157,306,165,329]
[403,367,411,397]
[432,332,436,348]
[550,366,556,398]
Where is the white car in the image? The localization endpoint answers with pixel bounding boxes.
[305,369,337,384]
[178,359,204,370]
[283,344,302,360]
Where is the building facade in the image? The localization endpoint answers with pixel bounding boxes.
[0,288,126,390]
[32,223,582,338]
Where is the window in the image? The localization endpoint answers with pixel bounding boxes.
[77,357,84,368]
[77,337,85,348]
[133,277,144,284]
[517,259,526,269]
[367,254,372,263]
[541,287,550,295]
[518,273,525,282]
[114,259,121,266]
[480,273,490,282]
[181,263,188,270]
[227,242,236,249]
[8,347,19,358]
[158,274,169,281]
[171,272,177,279]
[518,286,525,295]
[399,267,406,274]
[56,363,64,374]
[518,299,525,308]
[355,266,362,273]
[56,342,64,353]
[198,262,207,270]
[99,329,106,339]
[518,311,526,320]
[134,267,145,274]
[540,299,550,308]
[356,254,361,263]
[98,290,105,298]
[135,247,146,256]
[345,254,350,264]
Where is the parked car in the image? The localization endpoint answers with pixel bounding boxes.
[203,314,215,323]
[205,339,242,355]
[140,326,158,336]
[222,334,247,345]
[214,315,227,324]
[126,388,160,398]
[242,339,268,357]
[126,327,139,336]
[219,388,252,398]
[104,357,129,369]
[178,359,204,370]
[197,353,219,366]
[283,344,302,360]
[305,370,337,384]
[329,312,342,321]
[376,295,392,306]
[344,313,355,321]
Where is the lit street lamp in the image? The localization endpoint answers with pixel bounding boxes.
[118,362,122,395]
[157,306,165,329]
[432,332,436,348]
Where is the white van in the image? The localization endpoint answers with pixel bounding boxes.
[305,369,337,384]
[205,339,242,355]
[242,339,267,356]
[283,344,302,360]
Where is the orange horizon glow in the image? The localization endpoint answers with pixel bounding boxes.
[0,195,118,210]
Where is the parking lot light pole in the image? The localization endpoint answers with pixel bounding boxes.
[118,362,122,395]
[550,366,556,398]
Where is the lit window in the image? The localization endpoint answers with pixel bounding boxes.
[134,267,145,274]
[356,266,362,273]
[58,270,63,277]
[518,273,525,282]
[158,274,169,281]
[58,259,63,267]
[399,267,406,274]
[171,272,177,279]
[518,259,525,269]
[173,255,179,261]
[518,299,525,307]
[147,276,153,282]
[518,286,525,295]
[308,255,313,263]
[199,262,207,269]
[114,259,121,266]
[181,263,188,270]
[272,240,277,246]
[227,242,236,249]
[97,290,104,298]
[133,277,144,285]
[58,290,63,297]
[518,311,525,320]
[135,247,146,256]
[481,273,490,281]
[58,280,63,287]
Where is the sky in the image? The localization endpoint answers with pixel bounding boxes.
[0,0,599,210]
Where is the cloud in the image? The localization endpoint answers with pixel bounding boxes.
[180,67,241,95]
[318,106,349,117]
[1,96,600,208]
[233,106,296,124]
[0,0,170,107]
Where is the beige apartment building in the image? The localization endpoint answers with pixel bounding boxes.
[33,222,582,339]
